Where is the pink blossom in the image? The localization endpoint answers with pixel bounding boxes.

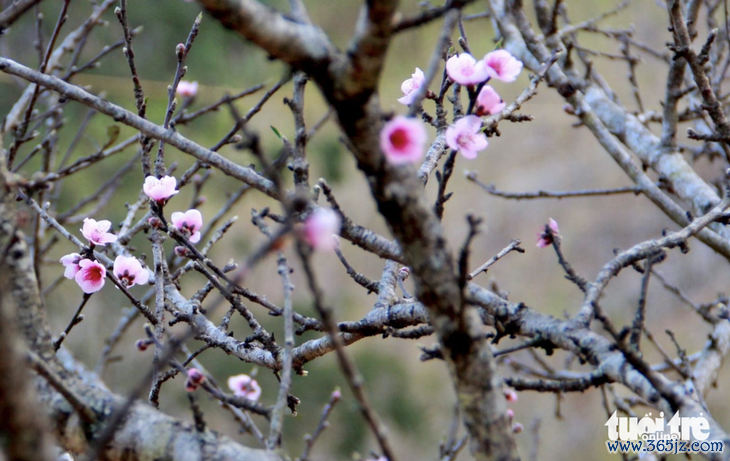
[81,218,118,246]
[398,68,426,105]
[74,259,106,293]
[445,115,488,159]
[60,253,82,279]
[113,255,149,288]
[176,80,198,98]
[379,116,427,165]
[227,374,262,401]
[143,175,179,203]
[185,369,206,392]
[475,85,506,116]
[482,49,522,83]
[303,208,341,251]
[536,218,560,248]
[171,209,203,243]
[446,53,490,86]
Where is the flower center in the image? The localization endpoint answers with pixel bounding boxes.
[84,266,103,282]
[389,128,409,150]
[121,270,135,286]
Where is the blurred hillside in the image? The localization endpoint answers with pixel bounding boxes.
[1,0,728,460]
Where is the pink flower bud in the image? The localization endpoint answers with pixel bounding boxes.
[187,368,205,384]
[536,218,560,248]
[174,246,191,257]
[148,217,163,229]
[380,116,427,165]
[398,67,426,105]
[504,388,518,402]
[175,43,185,57]
[507,408,515,419]
[136,339,149,351]
[332,389,342,401]
[513,422,524,434]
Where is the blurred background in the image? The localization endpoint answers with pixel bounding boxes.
[1,0,728,459]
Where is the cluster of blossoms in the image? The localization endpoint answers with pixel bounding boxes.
[504,387,523,433]
[59,175,205,294]
[59,218,119,293]
[381,48,522,165]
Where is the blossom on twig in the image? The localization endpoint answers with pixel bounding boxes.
[475,85,506,116]
[176,80,198,98]
[398,68,426,105]
[171,209,203,243]
[81,218,118,246]
[536,218,560,248]
[60,253,82,279]
[482,49,523,83]
[445,115,488,159]
[185,368,206,392]
[113,255,149,288]
[227,374,262,401]
[303,208,341,251]
[75,259,106,293]
[446,53,489,85]
[380,116,427,165]
[143,175,179,203]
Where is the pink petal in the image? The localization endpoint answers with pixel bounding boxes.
[60,253,81,279]
[483,49,523,82]
[446,53,489,85]
[456,114,483,134]
[476,85,506,116]
[304,208,341,250]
